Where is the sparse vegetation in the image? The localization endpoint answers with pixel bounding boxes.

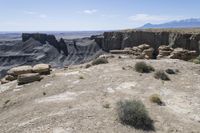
[43,92,46,96]
[135,62,155,73]
[4,100,10,105]
[165,69,176,74]
[150,94,163,105]
[92,58,108,65]
[154,70,170,81]
[117,100,154,130]
[85,64,92,68]
[193,55,200,64]
[79,76,84,79]
[103,103,110,109]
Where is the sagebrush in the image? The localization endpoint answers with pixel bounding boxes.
[135,62,155,73]
[117,100,154,130]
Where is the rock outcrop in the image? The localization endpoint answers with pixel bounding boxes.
[110,44,154,59]
[1,64,51,85]
[22,33,68,56]
[94,30,200,54]
[32,64,51,74]
[169,48,197,61]
[7,65,33,76]
[18,73,42,85]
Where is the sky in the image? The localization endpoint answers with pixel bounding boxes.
[0,0,199,31]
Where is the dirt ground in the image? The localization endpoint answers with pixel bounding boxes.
[0,55,200,133]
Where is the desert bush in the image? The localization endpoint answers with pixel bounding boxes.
[154,70,170,81]
[85,64,92,68]
[92,58,108,65]
[79,76,84,79]
[165,69,176,74]
[117,100,154,130]
[193,55,200,64]
[135,62,155,73]
[150,94,162,105]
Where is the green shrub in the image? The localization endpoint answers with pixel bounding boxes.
[135,62,155,73]
[154,70,170,81]
[117,100,154,130]
[92,58,108,65]
[150,94,162,105]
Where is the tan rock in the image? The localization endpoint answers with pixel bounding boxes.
[17,73,42,85]
[8,66,33,76]
[32,64,51,74]
[143,48,154,59]
[158,45,173,51]
[169,48,197,61]
[1,78,9,84]
[138,44,150,51]
[110,50,132,54]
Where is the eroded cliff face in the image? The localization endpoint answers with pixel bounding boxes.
[98,30,200,54]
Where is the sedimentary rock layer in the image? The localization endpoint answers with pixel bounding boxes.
[96,30,200,54]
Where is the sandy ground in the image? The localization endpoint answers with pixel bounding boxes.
[0,55,200,133]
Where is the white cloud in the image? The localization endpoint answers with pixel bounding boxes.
[83,9,97,15]
[129,14,185,24]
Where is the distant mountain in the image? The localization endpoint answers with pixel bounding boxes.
[141,18,200,29]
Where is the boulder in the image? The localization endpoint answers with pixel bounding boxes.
[137,44,150,51]
[1,78,9,84]
[17,73,42,85]
[32,64,51,74]
[136,53,145,59]
[143,48,154,59]
[158,45,173,51]
[7,66,33,76]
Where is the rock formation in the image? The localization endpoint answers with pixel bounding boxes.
[22,33,68,56]
[93,30,200,54]
[1,64,51,85]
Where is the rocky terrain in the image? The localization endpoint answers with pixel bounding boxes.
[0,54,200,133]
[94,29,200,54]
[0,33,103,78]
[0,29,200,133]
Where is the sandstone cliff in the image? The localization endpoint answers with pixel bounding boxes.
[96,29,200,54]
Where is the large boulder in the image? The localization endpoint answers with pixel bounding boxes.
[17,73,42,85]
[32,64,51,74]
[7,66,33,76]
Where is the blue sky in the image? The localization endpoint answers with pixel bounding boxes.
[0,0,199,31]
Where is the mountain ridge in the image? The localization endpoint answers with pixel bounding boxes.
[141,18,200,29]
